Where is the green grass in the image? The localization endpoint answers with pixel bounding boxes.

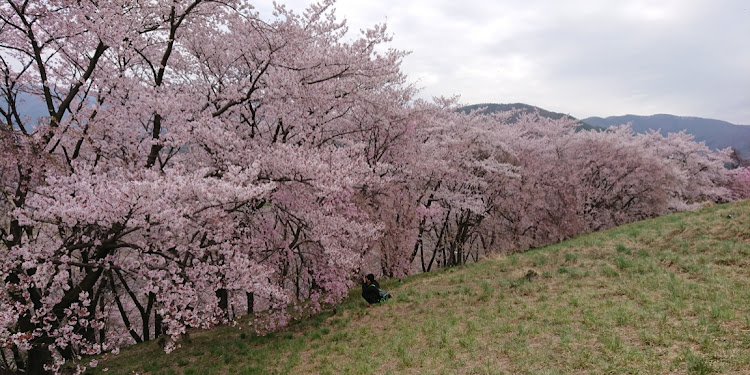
[87,200,750,374]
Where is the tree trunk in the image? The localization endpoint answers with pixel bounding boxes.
[246,292,254,314]
[26,339,52,375]
[154,311,163,338]
[216,288,228,319]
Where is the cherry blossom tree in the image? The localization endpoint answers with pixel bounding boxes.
[636,130,735,208]
[560,126,677,231]
[427,112,737,253]
[730,167,750,199]
[0,0,415,373]
[412,104,521,269]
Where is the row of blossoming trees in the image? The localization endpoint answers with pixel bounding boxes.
[1,1,747,373]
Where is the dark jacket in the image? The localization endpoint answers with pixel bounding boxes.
[362,280,381,304]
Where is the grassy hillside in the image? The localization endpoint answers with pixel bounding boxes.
[88,200,750,374]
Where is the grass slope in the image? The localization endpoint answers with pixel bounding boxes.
[89,200,750,374]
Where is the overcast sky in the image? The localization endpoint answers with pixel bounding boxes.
[258,0,750,125]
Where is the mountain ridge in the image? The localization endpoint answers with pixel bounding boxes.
[459,102,750,156]
[459,102,599,131]
[583,113,750,156]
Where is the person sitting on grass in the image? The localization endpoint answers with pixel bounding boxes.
[361,273,391,306]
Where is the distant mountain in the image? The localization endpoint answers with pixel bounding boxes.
[583,114,750,156]
[460,103,599,131]
[460,104,750,157]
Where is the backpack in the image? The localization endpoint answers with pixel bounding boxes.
[378,288,391,302]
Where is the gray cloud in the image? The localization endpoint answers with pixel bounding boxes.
[266,0,750,124]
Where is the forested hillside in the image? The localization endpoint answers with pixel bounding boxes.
[459,102,599,131]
